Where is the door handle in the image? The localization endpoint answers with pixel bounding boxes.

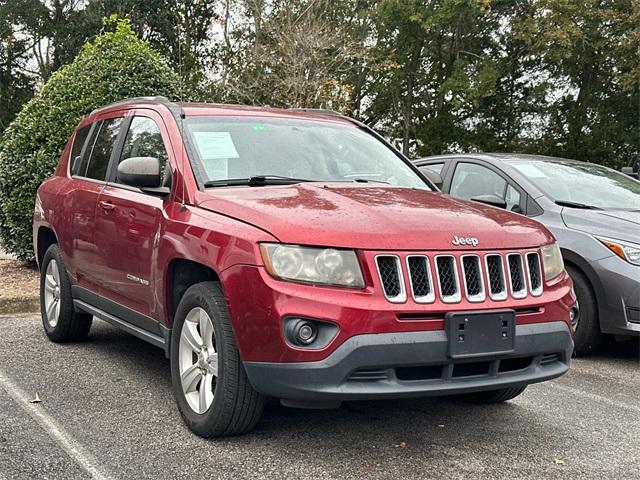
[99,200,115,213]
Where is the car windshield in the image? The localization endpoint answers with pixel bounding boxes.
[508,160,640,209]
[184,116,430,189]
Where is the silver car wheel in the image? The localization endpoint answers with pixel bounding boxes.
[44,259,61,328]
[178,307,218,414]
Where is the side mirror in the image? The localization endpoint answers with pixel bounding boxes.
[471,194,507,209]
[621,166,639,179]
[117,157,169,195]
[421,169,443,190]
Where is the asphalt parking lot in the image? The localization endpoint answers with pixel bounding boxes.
[0,314,638,480]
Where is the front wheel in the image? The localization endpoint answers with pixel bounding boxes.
[566,265,603,355]
[170,282,264,437]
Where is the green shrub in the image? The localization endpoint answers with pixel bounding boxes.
[0,18,180,261]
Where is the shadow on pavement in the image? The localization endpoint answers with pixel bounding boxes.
[79,320,567,450]
[589,337,639,361]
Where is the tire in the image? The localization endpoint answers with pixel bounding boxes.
[40,244,93,342]
[455,386,527,404]
[566,265,603,356]
[170,281,265,437]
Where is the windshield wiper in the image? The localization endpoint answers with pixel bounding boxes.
[204,175,312,188]
[352,178,390,184]
[555,200,602,210]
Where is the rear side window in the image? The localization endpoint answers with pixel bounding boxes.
[450,162,506,199]
[70,125,91,175]
[84,118,123,181]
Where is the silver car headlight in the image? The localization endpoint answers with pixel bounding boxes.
[260,243,365,288]
[597,237,640,266]
[540,242,564,281]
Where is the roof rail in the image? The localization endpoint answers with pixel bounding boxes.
[290,108,343,117]
[90,96,174,115]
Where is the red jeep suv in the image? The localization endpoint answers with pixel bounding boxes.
[34,97,576,437]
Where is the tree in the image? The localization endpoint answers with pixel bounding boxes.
[0,6,35,134]
[0,18,180,261]
[215,0,363,111]
[517,0,639,165]
[83,0,218,95]
[369,0,501,155]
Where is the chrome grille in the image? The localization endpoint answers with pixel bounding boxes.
[375,255,406,302]
[406,256,435,303]
[435,255,461,303]
[507,254,527,298]
[376,251,543,303]
[461,255,485,302]
[485,254,507,300]
[526,252,542,296]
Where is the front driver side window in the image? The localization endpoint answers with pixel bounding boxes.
[117,116,169,185]
[450,162,521,211]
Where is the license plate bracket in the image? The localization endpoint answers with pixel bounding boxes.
[445,310,515,359]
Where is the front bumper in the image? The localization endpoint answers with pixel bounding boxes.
[222,264,575,363]
[593,255,640,336]
[244,321,573,403]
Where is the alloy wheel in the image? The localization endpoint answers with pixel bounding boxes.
[178,307,218,414]
[44,260,61,328]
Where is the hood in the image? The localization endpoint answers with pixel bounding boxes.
[561,208,640,244]
[196,184,554,250]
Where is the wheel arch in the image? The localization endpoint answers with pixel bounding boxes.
[165,258,220,327]
[560,248,604,325]
[36,226,58,268]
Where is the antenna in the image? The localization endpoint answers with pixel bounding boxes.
[177,13,187,212]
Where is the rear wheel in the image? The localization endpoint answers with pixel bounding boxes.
[170,282,264,437]
[40,244,92,342]
[566,265,603,355]
[455,386,527,404]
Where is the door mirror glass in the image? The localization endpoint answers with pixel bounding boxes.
[471,194,507,209]
[117,156,162,188]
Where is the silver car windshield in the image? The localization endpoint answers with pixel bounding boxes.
[509,160,640,209]
[184,116,430,189]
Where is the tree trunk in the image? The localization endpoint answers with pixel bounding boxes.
[401,37,424,155]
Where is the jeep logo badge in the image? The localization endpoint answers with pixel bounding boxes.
[452,236,478,247]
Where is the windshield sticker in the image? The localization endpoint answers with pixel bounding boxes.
[193,131,239,160]
[251,124,266,131]
[192,131,239,179]
[515,164,547,178]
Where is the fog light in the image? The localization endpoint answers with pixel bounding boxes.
[283,317,339,349]
[285,318,319,346]
[295,321,317,345]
